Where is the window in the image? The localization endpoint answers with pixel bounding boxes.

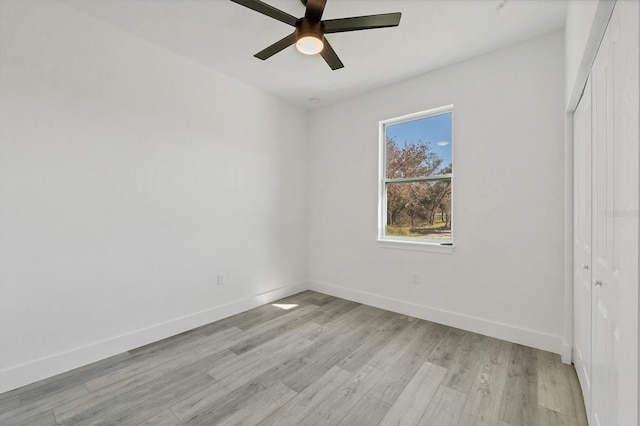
[378,105,453,246]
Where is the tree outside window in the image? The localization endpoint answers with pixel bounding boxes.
[380,107,453,243]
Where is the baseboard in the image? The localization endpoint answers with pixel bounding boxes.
[308,280,567,357]
[1,279,568,393]
[0,282,306,393]
[560,342,572,364]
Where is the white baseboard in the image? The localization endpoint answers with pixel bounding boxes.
[308,280,567,358]
[1,279,569,394]
[0,282,306,393]
[560,342,572,364]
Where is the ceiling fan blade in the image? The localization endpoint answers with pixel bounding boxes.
[320,38,344,70]
[254,32,296,60]
[323,12,401,34]
[305,0,326,22]
[230,0,298,26]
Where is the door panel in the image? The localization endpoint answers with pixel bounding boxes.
[609,1,639,422]
[572,74,592,419]
[590,10,621,425]
[575,2,638,423]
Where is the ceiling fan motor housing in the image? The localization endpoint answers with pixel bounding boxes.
[295,18,323,43]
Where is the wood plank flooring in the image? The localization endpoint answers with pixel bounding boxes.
[0,291,588,425]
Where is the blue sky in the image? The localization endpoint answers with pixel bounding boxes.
[386,112,453,169]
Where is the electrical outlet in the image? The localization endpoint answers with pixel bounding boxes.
[412,274,420,285]
[217,273,225,286]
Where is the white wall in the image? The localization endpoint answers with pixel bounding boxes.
[0,0,308,392]
[307,31,567,356]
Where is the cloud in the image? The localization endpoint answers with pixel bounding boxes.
[436,141,450,146]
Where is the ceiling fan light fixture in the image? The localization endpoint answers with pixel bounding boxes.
[296,35,324,55]
[295,19,324,55]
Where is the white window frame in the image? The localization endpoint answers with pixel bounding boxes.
[377,105,454,253]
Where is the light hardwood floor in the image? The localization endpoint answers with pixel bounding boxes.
[0,291,587,425]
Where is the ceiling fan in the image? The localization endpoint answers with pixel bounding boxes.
[229,0,402,70]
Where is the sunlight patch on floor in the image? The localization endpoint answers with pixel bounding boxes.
[272,303,298,310]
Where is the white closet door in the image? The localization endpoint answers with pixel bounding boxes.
[574,1,638,423]
[609,0,639,422]
[589,1,639,423]
[591,12,619,426]
[572,74,592,421]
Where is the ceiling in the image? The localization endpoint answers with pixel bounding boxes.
[61,0,567,109]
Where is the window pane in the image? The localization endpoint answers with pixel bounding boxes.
[386,180,451,241]
[386,112,452,179]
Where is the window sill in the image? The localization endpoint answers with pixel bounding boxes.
[376,239,454,254]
